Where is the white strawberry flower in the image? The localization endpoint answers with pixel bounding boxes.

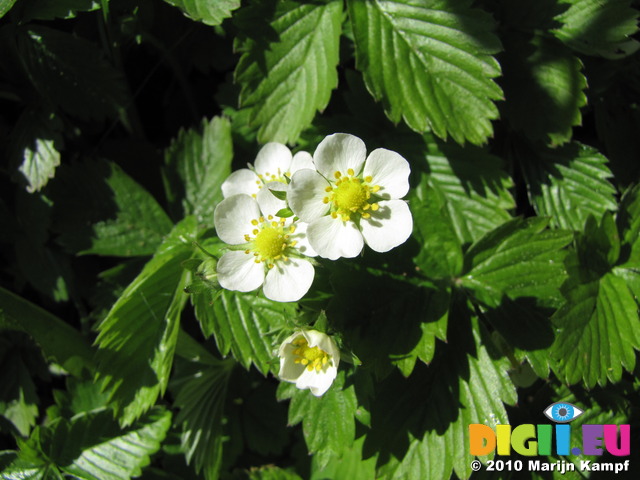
[278,329,340,397]
[221,142,314,198]
[214,187,317,302]
[288,133,413,260]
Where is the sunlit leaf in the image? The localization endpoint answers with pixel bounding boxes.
[520,142,618,230]
[94,217,197,426]
[163,0,240,26]
[501,34,587,145]
[553,0,640,58]
[235,0,342,143]
[348,0,503,145]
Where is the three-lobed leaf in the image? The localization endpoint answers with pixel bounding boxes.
[348,0,503,145]
[235,0,342,144]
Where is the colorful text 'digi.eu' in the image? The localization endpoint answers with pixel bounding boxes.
[469,424,631,457]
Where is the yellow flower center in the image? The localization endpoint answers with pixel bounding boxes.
[292,337,331,372]
[242,216,297,268]
[254,227,286,259]
[323,169,380,221]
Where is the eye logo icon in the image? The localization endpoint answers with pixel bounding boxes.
[543,402,584,423]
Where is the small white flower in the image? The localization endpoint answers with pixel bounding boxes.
[288,133,413,260]
[278,329,340,397]
[221,142,314,198]
[214,190,317,302]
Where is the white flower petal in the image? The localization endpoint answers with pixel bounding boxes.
[214,194,261,245]
[217,251,265,292]
[254,142,292,177]
[279,343,306,381]
[278,332,301,357]
[290,151,314,173]
[290,222,317,257]
[303,330,340,368]
[363,148,411,199]
[307,215,364,260]
[313,133,367,179]
[296,365,337,397]
[256,181,287,218]
[289,169,331,222]
[221,169,260,198]
[263,257,314,302]
[360,200,413,253]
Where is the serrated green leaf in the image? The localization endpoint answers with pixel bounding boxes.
[194,289,295,374]
[424,139,514,244]
[164,117,233,223]
[60,409,171,480]
[164,0,240,26]
[309,436,376,480]
[617,183,640,265]
[552,273,640,388]
[246,466,303,480]
[18,0,100,21]
[410,174,463,279]
[461,217,573,307]
[170,336,233,480]
[14,25,128,121]
[373,313,516,480]
[235,0,342,143]
[51,160,173,257]
[348,0,503,145]
[94,217,197,426]
[520,142,618,230]
[502,34,587,145]
[279,371,357,467]
[0,287,94,376]
[553,0,640,58]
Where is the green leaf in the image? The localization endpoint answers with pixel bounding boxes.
[309,436,376,480]
[617,183,640,265]
[410,173,463,279]
[373,313,516,480]
[348,0,503,145]
[552,273,640,388]
[51,160,174,257]
[170,337,233,480]
[18,0,100,21]
[164,117,233,223]
[461,217,573,307]
[424,139,514,244]
[279,371,357,468]
[235,0,342,144]
[275,207,294,218]
[11,110,62,194]
[553,0,640,58]
[13,25,128,121]
[163,0,240,26]
[501,34,587,146]
[520,142,618,230]
[245,466,303,480]
[94,217,197,426]
[60,409,171,480]
[0,287,94,376]
[0,0,18,19]
[193,289,296,375]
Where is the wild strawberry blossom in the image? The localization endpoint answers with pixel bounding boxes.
[278,329,340,396]
[214,189,317,302]
[221,142,314,198]
[288,133,413,260]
